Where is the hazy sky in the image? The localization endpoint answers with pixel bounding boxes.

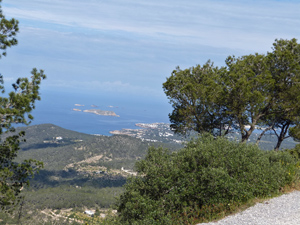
[1,0,300,100]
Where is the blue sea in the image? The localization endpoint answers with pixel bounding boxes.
[30,89,173,136]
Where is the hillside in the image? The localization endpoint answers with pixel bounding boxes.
[2,123,298,224]
[0,124,182,221]
[13,124,180,171]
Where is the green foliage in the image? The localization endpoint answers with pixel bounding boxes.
[0,1,46,211]
[23,185,124,209]
[0,134,43,209]
[0,123,183,222]
[289,125,300,142]
[260,38,300,150]
[163,39,300,149]
[285,144,300,160]
[223,53,273,141]
[95,207,100,217]
[163,61,229,136]
[116,135,300,224]
[12,124,181,171]
[0,0,18,58]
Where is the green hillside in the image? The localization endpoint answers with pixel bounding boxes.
[13,124,179,171]
[0,124,182,222]
[2,124,298,224]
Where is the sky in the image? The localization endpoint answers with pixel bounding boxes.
[1,0,300,101]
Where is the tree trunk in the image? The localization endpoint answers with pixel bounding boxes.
[241,125,256,143]
[274,138,284,151]
[256,125,274,145]
[274,121,291,151]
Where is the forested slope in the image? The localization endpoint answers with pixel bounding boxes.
[1,124,181,215]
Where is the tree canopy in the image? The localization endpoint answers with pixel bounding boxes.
[0,0,46,210]
[163,38,300,150]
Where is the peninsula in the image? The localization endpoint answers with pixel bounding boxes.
[83,109,119,117]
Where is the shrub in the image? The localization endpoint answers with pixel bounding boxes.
[285,144,300,160]
[116,134,300,224]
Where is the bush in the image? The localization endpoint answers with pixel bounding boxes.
[116,134,300,224]
[285,144,300,160]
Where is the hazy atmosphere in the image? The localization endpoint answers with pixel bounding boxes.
[2,1,300,224]
[1,0,300,99]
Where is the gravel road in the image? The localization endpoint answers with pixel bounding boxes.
[199,191,300,225]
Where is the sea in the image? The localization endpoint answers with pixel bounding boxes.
[29,89,173,136]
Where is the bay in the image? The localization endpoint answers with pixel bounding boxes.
[29,89,172,136]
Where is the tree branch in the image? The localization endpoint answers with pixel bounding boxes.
[256,125,274,145]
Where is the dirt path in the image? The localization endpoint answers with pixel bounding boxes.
[41,209,83,223]
[64,154,103,170]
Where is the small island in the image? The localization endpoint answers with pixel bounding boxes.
[72,108,82,112]
[83,109,120,117]
[75,104,84,107]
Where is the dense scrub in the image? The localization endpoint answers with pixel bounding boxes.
[116,135,300,224]
[24,185,124,209]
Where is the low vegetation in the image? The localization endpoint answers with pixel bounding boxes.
[0,124,183,223]
[1,0,300,223]
[1,125,300,224]
[115,134,300,224]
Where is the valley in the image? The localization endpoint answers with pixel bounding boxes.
[0,123,182,224]
[1,123,298,224]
